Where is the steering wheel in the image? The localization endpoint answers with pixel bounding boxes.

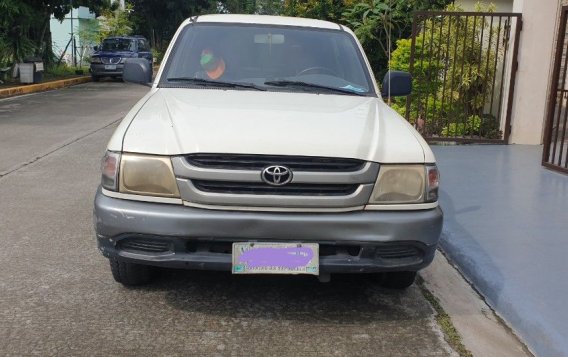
[296,66,338,77]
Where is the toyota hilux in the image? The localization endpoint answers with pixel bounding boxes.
[94,14,442,288]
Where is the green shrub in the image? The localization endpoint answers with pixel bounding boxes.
[46,64,89,77]
[389,3,503,140]
[440,114,502,139]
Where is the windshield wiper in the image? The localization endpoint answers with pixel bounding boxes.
[264,80,366,96]
[166,77,266,91]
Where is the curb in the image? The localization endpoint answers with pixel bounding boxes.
[0,76,91,99]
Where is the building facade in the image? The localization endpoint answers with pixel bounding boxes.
[50,6,96,65]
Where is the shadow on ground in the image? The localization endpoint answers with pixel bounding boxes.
[134,269,427,325]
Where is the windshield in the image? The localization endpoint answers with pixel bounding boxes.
[161,23,374,96]
[101,38,135,52]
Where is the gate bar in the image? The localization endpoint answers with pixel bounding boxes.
[543,6,568,174]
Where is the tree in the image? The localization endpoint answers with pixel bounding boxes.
[342,0,452,79]
[78,2,134,63]
[219,0,283,15]
[129,0,215,53]
[0,0,111,65]
[281,0,354,22]
[0,0,35,65]
[129,0,286,56]
[98,3,135,40]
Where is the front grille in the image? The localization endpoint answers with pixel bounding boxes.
[101,57,121,64]
[184,241,420,261]
[186,241,362,256]
[119,238,171,253]
[120,238,425,267]
[375,245,421,259]
[185,154,365,172]
[192,180,358,196]
[320,245,362,257]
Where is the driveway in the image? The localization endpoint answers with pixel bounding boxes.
[434,145,568,357]
[0,83,455,356]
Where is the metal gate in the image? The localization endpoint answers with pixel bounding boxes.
[543,6,568,174]
[406,11,522,143]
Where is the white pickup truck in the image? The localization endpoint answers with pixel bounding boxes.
[94,14,442,288]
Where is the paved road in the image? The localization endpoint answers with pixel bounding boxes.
[0,83,455,356]
[0,81,147,175]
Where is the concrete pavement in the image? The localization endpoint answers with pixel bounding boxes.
[0,82,456,356]
[0,81,148,176]
[0,135,451,356]
[434,145,568,357]
[0,82,527,356]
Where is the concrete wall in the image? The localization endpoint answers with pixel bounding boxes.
[509,0,560,144]
[456,0,514,12]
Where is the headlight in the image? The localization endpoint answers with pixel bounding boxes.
[119,153,180,198]
[369,164,439,204]
[91,57,102,64]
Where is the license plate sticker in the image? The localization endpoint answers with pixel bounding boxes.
[232,242,319,275]
[104,64,117,70]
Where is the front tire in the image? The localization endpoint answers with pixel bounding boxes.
[91,75,100,82]
[109,258,155,286]
[379,271,417,290]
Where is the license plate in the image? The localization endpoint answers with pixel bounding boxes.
[232,242,319,275]
[104,64,117,70]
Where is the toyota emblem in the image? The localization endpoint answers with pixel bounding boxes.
[261,165,292,186]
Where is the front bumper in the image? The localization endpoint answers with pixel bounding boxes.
[94,188,443,273]
[90,63,124,76]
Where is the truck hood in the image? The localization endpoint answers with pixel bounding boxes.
[119,88,430,163]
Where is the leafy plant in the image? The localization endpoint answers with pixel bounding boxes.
[441,115,481,136]
[282,0,354,22]
[440,114,502,139]
[0,0,36,64]
[389,2,504,139]
[97,2,135,41]
[46,63,89,76]
[342,0,452,78]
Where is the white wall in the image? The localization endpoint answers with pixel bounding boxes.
[509,0,560,144]
[456,0,514,12]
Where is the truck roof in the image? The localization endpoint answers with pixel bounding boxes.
[194,14,341,30]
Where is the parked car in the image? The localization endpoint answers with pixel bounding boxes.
[90,36,152,82]
[94,14,442,288]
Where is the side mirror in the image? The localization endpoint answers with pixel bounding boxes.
[93,45,99,52]
[123,58,152,86]
[381,71,412,98]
